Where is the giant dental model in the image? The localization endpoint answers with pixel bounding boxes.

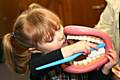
[36,25,112,74]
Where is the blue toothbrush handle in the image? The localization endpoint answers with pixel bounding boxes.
[90,43,105,51]
[36,52,82,70]
[36,43,105,70]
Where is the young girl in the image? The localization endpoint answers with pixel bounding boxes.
[2,3,118,80]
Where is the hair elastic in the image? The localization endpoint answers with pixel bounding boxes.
[11,32,15,37]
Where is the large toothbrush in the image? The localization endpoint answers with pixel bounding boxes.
[36,43,105,70]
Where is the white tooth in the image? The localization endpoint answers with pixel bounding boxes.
[87,37,92,42]
[73,61,78,65]
[67,35,72,39]
[78,36,82,40]
[78,61,82,65]
[92,39,96,43]
[96,55,101,58]
[84,36,87,38]
[86,57,92,63]
[90,38,95,42]
[83,36,87,40]
[73,36,76,39]
[94,40,99,43]
[82,59,88,65]
[77,36,80,40]
[95,51,102,56]
[94,38,101,43]
[93,38,98,43]
[88,50,97,58]
[67,35,69,39]
[74,36,77,40]
[76,36,79,40]
[69,36,72,39]
[90,37,96,43]
[92,57,96,60]
[96,40,101,43]
[91,51,97,57]
[71,36,75,39]
[98,48,105,55]
[88,54,92,58]
[81,36,85,40]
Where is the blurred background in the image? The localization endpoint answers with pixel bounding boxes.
[0,0,106,80]
[0,0,106,35]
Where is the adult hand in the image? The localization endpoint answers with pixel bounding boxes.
[102,49,119,75]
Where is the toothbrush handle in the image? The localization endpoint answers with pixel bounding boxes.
[90,43,105,51]
[36,52,82,70]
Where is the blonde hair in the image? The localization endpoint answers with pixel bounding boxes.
[3,3,62,73]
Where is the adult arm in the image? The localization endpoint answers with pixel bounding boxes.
[95,2,114,37]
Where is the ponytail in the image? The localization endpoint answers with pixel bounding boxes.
[3,33,31,74]
[2,33,15,70]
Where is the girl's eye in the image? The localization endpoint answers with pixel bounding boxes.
[46,38,53,43]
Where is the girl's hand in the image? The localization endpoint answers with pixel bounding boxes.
[102,49,119,75]
[70,41,97,53]
[61,41,97,58]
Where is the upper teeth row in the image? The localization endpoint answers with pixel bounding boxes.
[67,35,104,44]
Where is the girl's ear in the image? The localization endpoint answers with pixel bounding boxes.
[28,48,42,54]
